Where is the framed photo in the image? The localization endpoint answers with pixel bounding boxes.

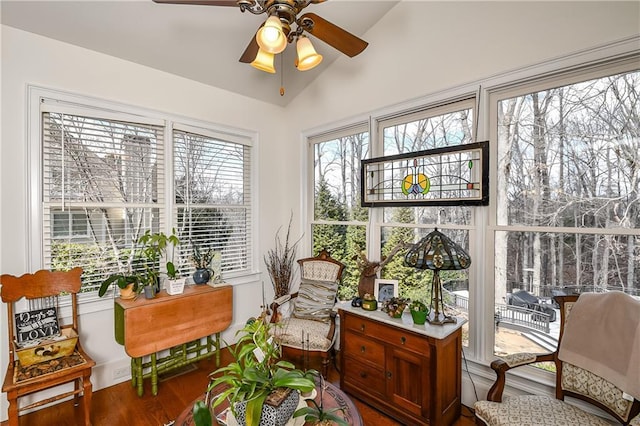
[374,279,399,303]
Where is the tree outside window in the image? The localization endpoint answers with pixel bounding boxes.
[494,69,640,360]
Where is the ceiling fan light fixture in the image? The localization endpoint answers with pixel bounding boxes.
[256,15,287,54]
[296,35,323,71]
[251,49,276,73]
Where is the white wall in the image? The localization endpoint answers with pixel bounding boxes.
[288,1,640,127]
[0,25,300,419]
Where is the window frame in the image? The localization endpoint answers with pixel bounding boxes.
[27,86,259,312]
[484,56,640,382]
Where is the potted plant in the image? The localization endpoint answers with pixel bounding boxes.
[97,273,141,299]
[381,297,410,318]
[190,241,214,284]
[199,319,315,426]
[409,300,429,325]
[293,374,348,426]
[138,229,184,294]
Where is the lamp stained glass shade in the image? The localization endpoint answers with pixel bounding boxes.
[405,229,471,271]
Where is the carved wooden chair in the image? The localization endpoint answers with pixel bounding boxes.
[270,249,345,377]
[1,268,95,426]
[475,294,640,426]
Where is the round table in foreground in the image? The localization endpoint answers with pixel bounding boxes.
[175,379,363,426]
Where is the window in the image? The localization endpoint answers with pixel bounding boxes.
[309,124,370,299]
[35,92,254,294]
[308,100,476,346]
[173,126,252,277]
[491,67,640,361]
[377,99,476,347]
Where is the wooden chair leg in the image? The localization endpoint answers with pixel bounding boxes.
[74,378,81,406]
[321,353,330,377]
[7,392,19,426]
[82,374,93,426]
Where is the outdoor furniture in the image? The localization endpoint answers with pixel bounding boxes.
[507,289,556,322]
[475,293,640,426]
[1,268,95,426]
[270,249,345,376]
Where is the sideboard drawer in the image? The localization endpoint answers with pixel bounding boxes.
[376,326,430,355]
[343,331,385,366]
[342,357,386,399]
[343,313,386,337]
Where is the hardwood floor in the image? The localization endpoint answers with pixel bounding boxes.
[1,349,476,426]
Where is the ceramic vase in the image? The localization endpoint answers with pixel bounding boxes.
[193,268,211,284]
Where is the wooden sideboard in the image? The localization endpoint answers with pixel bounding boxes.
[339,304,465,425]
[114,284,232,396]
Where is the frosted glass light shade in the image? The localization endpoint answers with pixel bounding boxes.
[296,35,323,71]
[256,16,287,54]
[251,49,276,73]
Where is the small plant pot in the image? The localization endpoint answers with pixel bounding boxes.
[411,309,428,325]
[167,278,186,295]
[119,283,136,300]
[143,285,156,299]
[192,268,211,285]
[234,388,300,426]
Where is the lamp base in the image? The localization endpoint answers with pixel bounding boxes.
[427,314,457,326]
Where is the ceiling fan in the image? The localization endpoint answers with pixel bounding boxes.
[152,0,369,74]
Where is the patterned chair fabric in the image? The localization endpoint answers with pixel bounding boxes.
[292,278,340,323]
[475,295,640,426]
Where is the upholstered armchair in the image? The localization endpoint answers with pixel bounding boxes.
[270,249,345,377]
[475,293,640,426]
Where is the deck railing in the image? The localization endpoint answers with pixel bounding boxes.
[443,288,551,333]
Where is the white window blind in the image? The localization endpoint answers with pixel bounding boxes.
[173,128,252,276]
[42,111,165,292]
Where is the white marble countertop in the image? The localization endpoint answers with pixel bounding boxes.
[337,301,467,340]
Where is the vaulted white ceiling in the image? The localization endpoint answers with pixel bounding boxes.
[1,0,397,106]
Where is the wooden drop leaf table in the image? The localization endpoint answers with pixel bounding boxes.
[114,284,233,396]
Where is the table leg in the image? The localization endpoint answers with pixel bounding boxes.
[130,357,136,388]
[215,333,221,366]
[151,353,158,396]
[135,357,143,397]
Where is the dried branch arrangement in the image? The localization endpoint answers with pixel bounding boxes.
[264,213,302,299]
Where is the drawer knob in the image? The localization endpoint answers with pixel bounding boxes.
[401,336,406,345]
[361,346,366,353]
[386,371,392,379]
[360,371,367,378]
[360,324,365,332]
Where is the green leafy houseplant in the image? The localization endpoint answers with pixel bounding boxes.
[97,273,141,297]
[199,320,315,426]
[409,300,428,312]
[98,229,181,297]
[138,229,181,280]
[293,375,348,426]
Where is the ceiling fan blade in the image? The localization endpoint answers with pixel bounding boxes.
[239,34,259,63]
[299,13,368,58]
[152,0,238,6]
